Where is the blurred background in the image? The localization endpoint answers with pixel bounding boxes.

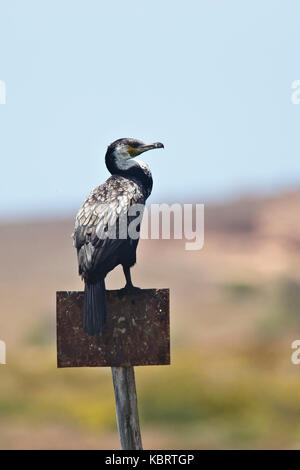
[1,0,300,449]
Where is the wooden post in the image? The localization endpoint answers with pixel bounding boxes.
[111,366,143,450]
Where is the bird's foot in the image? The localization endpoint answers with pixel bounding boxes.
[119,284,142,296]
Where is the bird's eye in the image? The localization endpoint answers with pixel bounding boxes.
[127,144,140,156]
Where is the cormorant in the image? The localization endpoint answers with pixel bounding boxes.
[73,138,164,335]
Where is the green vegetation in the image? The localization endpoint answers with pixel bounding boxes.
[1,276,300,449]
[222,281,261,300]
[1,342,300,448]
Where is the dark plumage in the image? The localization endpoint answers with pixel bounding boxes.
[73,138,164,335]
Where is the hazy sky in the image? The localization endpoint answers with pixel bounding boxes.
[1,1,300,218]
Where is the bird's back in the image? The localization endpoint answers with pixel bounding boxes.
[73,175,146,281]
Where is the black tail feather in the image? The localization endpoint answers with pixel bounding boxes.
[83,279,107,335]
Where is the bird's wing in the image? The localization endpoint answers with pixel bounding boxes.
[73,176,145,277]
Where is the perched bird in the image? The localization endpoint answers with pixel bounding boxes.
[73,138,164,335]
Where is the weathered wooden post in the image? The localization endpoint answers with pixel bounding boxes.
[111,366,142,449]
[56,288,170,450]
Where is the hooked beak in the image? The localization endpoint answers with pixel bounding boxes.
[136,142,164,155]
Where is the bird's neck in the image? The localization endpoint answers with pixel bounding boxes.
[105,153,153,199]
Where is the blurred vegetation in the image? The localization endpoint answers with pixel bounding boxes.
[2,277,300,450]
[256,278,300,342]
[1,345,300,449]
[222,281,261,300]
[1,274,300,449]
[23,316,55,347]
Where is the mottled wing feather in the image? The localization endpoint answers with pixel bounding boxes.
[73,176,145,277]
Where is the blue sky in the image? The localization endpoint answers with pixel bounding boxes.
[1,1,300,218]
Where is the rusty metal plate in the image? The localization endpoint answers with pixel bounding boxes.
[56,289,170,367]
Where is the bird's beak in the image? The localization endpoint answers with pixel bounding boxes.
[136,142,164,155]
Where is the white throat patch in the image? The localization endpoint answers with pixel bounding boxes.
[113,146,151,174]
[114,146,136,170]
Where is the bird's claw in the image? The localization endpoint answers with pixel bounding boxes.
[118,285,142,296]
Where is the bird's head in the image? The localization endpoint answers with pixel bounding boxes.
[105,138,164,172]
